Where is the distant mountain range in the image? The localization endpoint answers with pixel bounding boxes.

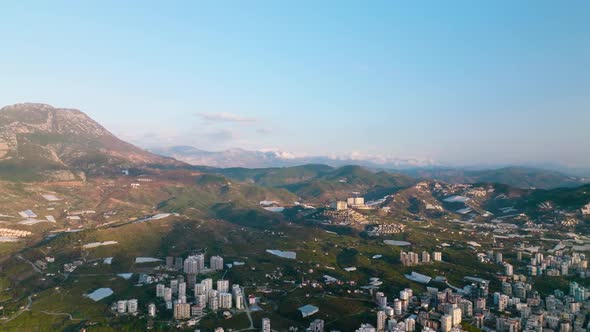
[149,146,435,169]
[397,166,589,190]
[152,146,589,189]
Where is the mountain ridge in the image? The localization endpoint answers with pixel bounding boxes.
[153,145,588,189]
[0,103,184,180]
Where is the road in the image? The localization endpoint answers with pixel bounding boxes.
[16,255,42,273]
[39,311,82,321]
[234,287,255,332]
[2,295,33,323]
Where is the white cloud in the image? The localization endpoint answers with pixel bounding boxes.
[197,112,256,123]
[205,129,235,141]
[256,127,272,134]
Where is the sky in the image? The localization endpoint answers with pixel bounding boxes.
[1,1,589,168]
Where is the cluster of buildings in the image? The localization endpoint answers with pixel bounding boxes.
[111,299,139,315]
[363,246,590,332]
[368,223,406,236]
[523,251,588,278]
[361,282,475,332]
[400,251,443,266]
[320,209,369,225]
[166,278,243,320]
[163,253,224,275]
[489,276,590,332]
[332,196,368,210]
[151,253,245,321]
[63,259,84,273]
[0,228,31,238]
[34,256,54,270]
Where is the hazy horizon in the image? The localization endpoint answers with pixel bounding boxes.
[1,1,589,168]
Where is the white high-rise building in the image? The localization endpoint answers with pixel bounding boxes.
[202,278,213,292]
[356,324,376,332]
[195,254,205,271]
[433,252,442,261]
[170,279,179,295]
[195,294,207,307]
[174,303,191,320]
[178,282,186,298]
[148,303,156,317]
[333,201,348,210]
[393,298,402,315]
[505,263,514,276]
[195,283,206,296]
[217,279,230,293]
[219,292,233,309]
[117,300,127,313]
[184,256,200,274]
[127,299,138,313]
[208,289,219,300]
[376,310,387,332]
[405,317,416,332]
[208,296,219,311]
[451,308,462,326]
[421,251,431,263]
[156,283,165,297]
[164,287,172,302]
[375,292,387,308]
[308,319,324,332]
[235,294,244,309]
[262,317,271,332]
[441,314,452,332]
[210,255,224,270]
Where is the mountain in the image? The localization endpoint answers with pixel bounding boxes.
[150,146,298,168]
[0,103,183,180]
[399,166,589,190]
[150,145,434,169]
[519,183,590,212]
[152,146,588,190]
[195,164,415,202]
[281,165,415,201]
[194,164,335,187]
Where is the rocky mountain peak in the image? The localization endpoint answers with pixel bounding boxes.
[0,103,184,180]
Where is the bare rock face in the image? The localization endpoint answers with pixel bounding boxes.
[0,103,184,178]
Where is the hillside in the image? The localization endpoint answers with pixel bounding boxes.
[399,166,588,189]
[281,165,416,202]
[518,183,590,212]
[0,103,183,180]
[199,164,416,202]
[195,164,335,187]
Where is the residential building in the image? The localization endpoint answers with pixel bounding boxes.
[174,303,191,320]
[127,299,138,314]
[262,317,271,332]
[211,255,224,270]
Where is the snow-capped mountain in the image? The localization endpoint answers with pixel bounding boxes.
[149,146,436,169]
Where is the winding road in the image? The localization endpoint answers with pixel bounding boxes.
[2,295,33,323]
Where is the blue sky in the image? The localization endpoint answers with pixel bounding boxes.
[1,1,589,167]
